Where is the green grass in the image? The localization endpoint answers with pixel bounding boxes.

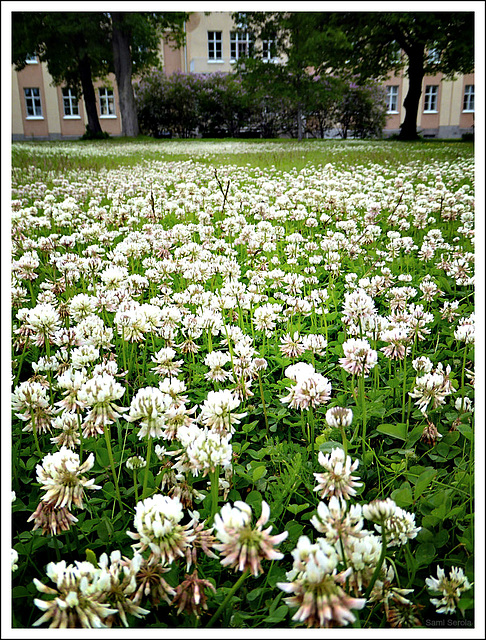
[11,136,474,175]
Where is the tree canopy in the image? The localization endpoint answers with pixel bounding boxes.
[233,11,475,140]
[12,11,189,137]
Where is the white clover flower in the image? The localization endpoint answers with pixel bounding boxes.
[302,333,328,356]
[313,448,362,501]
[127,494,194,565]
[213,501,288,576]
[277,534,366,628]
[25,303,61,346]
[426,565,472,614]
[71,344,100,369]
[186,429,233,476]
[151,347,183,378]
[35,446,100,510]
[199,389,246,435]
[68,293,98,322]
[204,350,232,382]
[325,406,353,429]
[339,338,378,377]
[412,356,433,373]
[125,455,146,471]
[311,496,366,543]
[455,396,473,412]
[126,386,170,439]
[364,499,420,547]
[281,363,332,411]
[78,374,127,433]
[363,498,397,522]
[409,369,453,414]
[50,411,81,449]
[33,560,118,628]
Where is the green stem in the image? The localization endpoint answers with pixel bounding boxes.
[364,525,387,599]
[308,406,315,459]
[359,374,367,460]
[133,469,139,503]
[209,466,220,521]
[30,411,43,457]
[206,569,250,628]
[401,353,408,425]
[103,423,124,513]
[141,435,153,500]
[258,373,269,436]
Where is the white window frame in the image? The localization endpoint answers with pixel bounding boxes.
[99,87,116,118]
[463,85,474,112]
[207,31,223,62]
[423,85,438,113]
[62,88,80,118]
[24,87,43,119]
[386,85,399,113]
[230,31,251,62]
[261,39,276,61]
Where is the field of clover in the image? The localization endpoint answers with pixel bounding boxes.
[10,139,475,631]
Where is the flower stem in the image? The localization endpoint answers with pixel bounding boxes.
[209,466,220,521]
[30,411,43,457]
[364,525,387,599]
[141,435,153,500]
[206,569,250,628]
[258,373,269,436]
[103,424,124,513]
[359,374,367,460]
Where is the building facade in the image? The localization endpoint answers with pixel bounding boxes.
[11,11,475,140]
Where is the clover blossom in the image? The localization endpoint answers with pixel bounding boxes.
[277,535,366,628]
[33,560,119,628]
[199,389,247,435]
[426,565,472,614]
[313,448,362,501]
[213,500,288,576]
[78,373,126,436]
[339,338,378,377]
[34,446,100,510]
[363,498,420,547]
[127,494,195,566]
[11,379,53,434]
[281,362,332,410]
[126,386,170,439]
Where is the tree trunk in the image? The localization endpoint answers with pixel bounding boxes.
[78,54,103,135]
[399,49,425,141]
[111,13,139,138]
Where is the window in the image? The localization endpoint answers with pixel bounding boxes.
[24,87,42,118]
[386,86,399,113]
[262,39,276,61]
[427,48,440,64]
[463,85,474,112]
[25,54,38,64]
[99,88,115,117]
[208,31,222,60]
[423,85,438,112]
[62,88,79,117]
[230,31,251,61]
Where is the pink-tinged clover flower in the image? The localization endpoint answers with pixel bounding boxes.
[277,535,366,627]
[213,501,288,576]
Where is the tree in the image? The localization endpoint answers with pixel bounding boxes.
[302,12,475,140]
[107,12,189,137]
[232,12,330,140]
[232,11,475,141]
[12,12,111,136]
